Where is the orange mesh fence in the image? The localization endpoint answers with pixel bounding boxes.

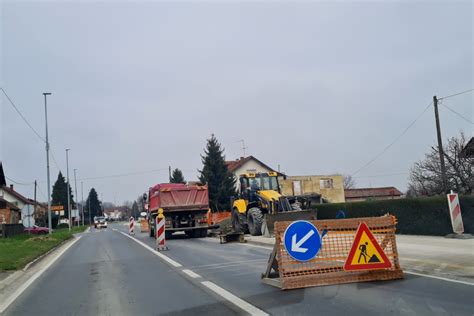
[208,211,231,226]
[264,215,403,290]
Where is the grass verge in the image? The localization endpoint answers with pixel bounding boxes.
[0,226,87,271]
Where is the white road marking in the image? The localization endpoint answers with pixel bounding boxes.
[405,271,474,286]
[0,236,82,314]
[201,281,268,316]
[119,231,182,268]
[181,269,201,279]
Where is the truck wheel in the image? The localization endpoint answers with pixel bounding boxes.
[165,231,172,240]
[232,209,248,233]
[247,207,263,236]
[149,224,154,237]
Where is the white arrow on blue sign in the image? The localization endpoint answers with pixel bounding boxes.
[283,220,322,262]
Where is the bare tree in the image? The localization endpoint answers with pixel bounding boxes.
[343,174,356,189]
[408,131,473,196]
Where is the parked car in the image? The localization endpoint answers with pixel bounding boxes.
[24,225,50,235]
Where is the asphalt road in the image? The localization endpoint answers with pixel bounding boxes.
[4,223,474,316]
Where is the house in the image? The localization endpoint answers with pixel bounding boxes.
[225,157,345,203]
[225,156,280,189]
[225,156,279,177]
[279,175,346,203]
[0,162,35,224]
[0,196,20,224]
[344,187,403,202]
[460,137,474,158]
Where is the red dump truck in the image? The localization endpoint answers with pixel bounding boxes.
[147,183,214,238]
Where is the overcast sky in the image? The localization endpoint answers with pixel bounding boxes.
[1,0,472,204]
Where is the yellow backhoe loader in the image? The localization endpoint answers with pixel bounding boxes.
[231,172,317,236]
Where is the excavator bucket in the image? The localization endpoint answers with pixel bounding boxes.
[261,209,318,237]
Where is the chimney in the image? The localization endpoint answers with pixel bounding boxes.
[10,184,14,190]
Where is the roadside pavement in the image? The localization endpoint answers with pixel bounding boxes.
[245,234,474,283]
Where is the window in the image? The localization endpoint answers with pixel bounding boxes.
[320,178,334,189]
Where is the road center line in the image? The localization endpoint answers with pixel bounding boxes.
[201,281,269,316]
[404,271,474,286]
[0,236,82,314]
[181,269,201,279]
[118,231,182,268]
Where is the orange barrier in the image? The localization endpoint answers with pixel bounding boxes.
[140,219,149,233]
[207,211,232,226]
[262,215,403,290]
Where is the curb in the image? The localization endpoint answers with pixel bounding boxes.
[0,236,82,314]
[240,237,274,248]
[22,237,71,271]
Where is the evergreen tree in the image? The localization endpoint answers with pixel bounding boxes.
[199,134,236,211]
[85,188,102,219]
[131,201,139,218]
[51,172,75,218]
[170,168,185,184]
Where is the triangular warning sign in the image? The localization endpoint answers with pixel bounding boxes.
[344,222,392,271]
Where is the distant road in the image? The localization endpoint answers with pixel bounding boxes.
[4,223,474,315]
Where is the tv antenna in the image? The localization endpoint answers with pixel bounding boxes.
[239,139,248,157]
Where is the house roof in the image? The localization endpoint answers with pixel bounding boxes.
[345,187,403,199]
[1,185,32,204]
[0,196,21,210]
[0,162,6,187]
[460,137,474,158]
[225,156,279,174]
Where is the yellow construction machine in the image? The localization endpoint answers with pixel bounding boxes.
[231,172,317,236]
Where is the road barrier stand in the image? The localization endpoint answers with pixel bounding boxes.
[262,215,403,290]
[447,191,464,234]
[129,217,135,235]
[140,219,149,233]
[156,208,168,251]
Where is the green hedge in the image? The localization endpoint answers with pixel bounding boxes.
[312,195,474,236]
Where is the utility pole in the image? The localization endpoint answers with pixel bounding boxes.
[81,181,84,226]
[74,169,78,227]
[33,180,37,229]
[169,166,171,182]
[88,191,91,226]
[43,92,52,234]
[66,149,71,231]
[433,96,448,192]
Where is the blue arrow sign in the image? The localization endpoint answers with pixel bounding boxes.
[283,220,322,262]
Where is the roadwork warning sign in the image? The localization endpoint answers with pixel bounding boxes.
[344,222,392,271]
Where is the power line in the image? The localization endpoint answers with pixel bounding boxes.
[439,88,474,100]
[1,87,46,143]
[36,185,47,201]
[351,101,433,176]
[5,176,34,186]
[49,149,63,173]
[440,102,474,125]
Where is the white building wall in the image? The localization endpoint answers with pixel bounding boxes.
[231,160,274,189]
[0,188,27,210]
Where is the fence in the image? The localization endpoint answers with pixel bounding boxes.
[313,195,474,236]
[0,224,24,238]
[262,215,403,290]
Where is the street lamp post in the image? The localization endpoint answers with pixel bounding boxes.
[66,149,71,231]
[43,92,52,234]
[81,181,84,226]
[74,169,79,227]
